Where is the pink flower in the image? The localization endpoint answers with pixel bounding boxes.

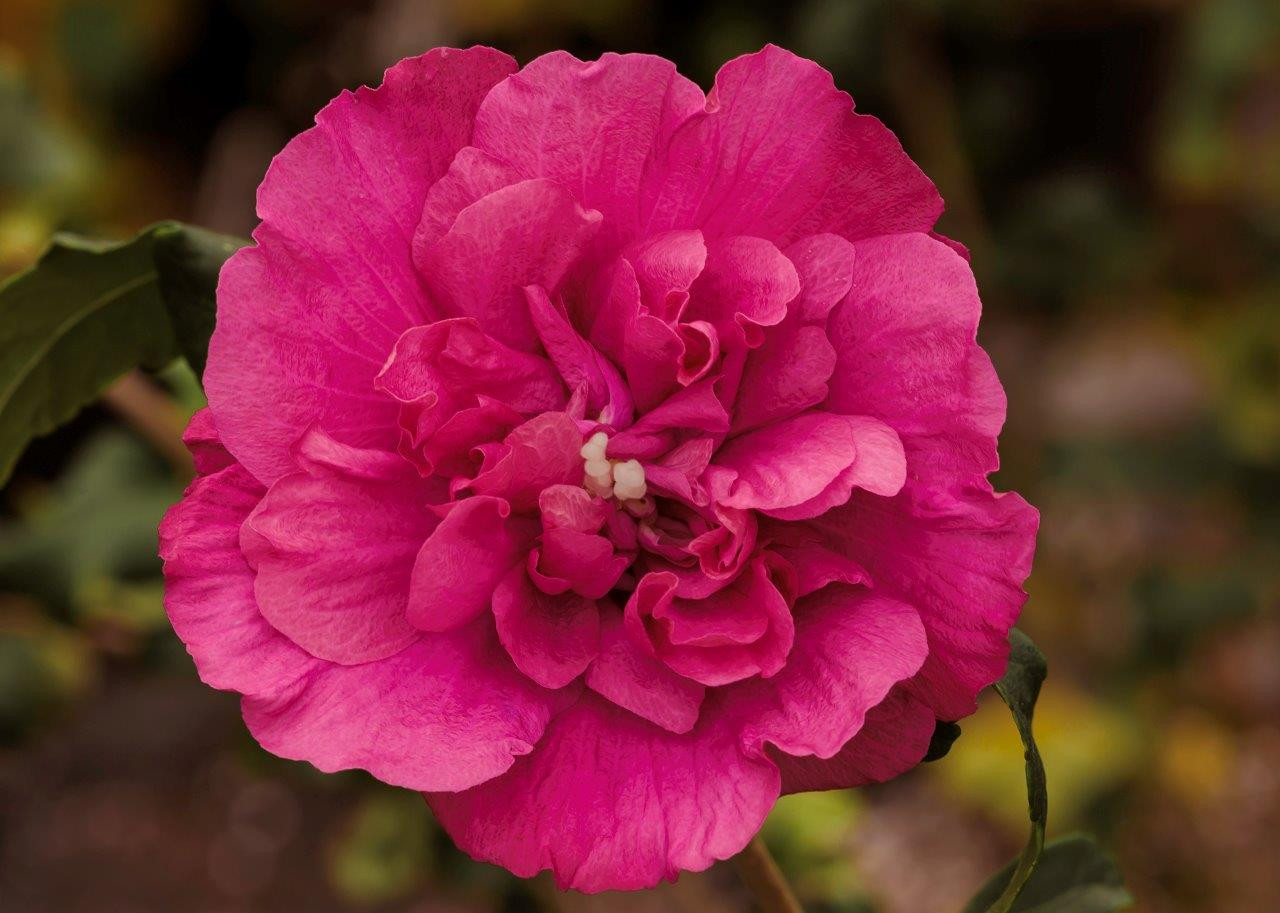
[160,45,1037,892]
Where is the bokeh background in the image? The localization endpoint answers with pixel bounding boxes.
[1,1,1278,911]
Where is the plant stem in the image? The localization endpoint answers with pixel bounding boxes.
[732,835,804,913]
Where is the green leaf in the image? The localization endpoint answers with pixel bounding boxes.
[962,835,1132,913]
[964,628,1050,913]
[153,223,246,377]
[0,221,246,485]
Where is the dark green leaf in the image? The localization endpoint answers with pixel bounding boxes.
[153,223,247,378]
[924,719,963,762]
[0,222,246,486]
[962,835,1132,913]
[964,628,1049,913]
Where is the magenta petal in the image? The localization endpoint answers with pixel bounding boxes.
[525,285,633,426]
[240,444,431,665]
[414,146,524,255]
[160,462,316,699]
[538,527,628,599]
[406,496,538,633]
[427,692,779,893]
[205,48,516,484]
[376,318,566,416]
[815,485,1039,720]
[762,523,871,596]
[825,233,1006,486]
[586,611,705,734]
[183,408,235,475]
[713,412,905,514]
[472,51,704,248]
[493,566,601,689]
[420,180,602,351]
[734,589,926,758]
[784,233,857,322]
[627,561,795,687]
[772,686,937,794]
[630,229,708,315]
[646,44,941,245]
[243,617,558,792]
[687,236,799,345]
[538,484,609,533]
[468,412,585,510]
[732,323,837,433]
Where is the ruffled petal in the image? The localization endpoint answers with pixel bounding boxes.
[406,496,539,633]
[710,411,906,515]
[466,412,585,510]
[159,461,315,699]
[240,438,433,665]
[585,611,705,734]
[427,691,779,892]
[646,44,941,245]
[734,588,927,758]
[205,47,516,484]
[493,566,601,689]
[825,233,1006,488]
[772,686,937,794]
[242,617,559,792]
[813,485,1038,720]
[419,180,603,351]
[472,51,705,249]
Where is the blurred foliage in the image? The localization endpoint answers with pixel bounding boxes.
[1,1,1278,912]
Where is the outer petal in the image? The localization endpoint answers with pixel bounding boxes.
[825,233,1006,488]
[472,51,705,249]
[427,692,779,893]
[183,408,235,475]
[646,45,941,245]
[420,180,603,351]
[206,47,516,484]
[159,462,315,699]
[242,617,559,792]
[772,686,937,794]
[814,485,1039,720]
[240,445,433,665]
[733,588,927,758]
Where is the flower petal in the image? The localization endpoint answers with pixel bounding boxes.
[711,411,905,514]
[771,686,937,794]
[420,180,602,351]
[472,51,705,249]
[243,617,559,792]
[646,44,941,245]
[813,484,1039,720]
[427,691,779,892]
[159,461,314,699]
[734,588,927,758]
[825,233,1006,487]
[205,48,516,484]
[406,496,539,633]
[585,611,705,734]
[493,566,601,689]
[241,440,433,665]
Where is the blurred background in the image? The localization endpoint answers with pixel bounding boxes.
[1,1,1277,911]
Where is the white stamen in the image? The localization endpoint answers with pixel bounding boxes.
[612,459,647,500]
[579,432,649,504]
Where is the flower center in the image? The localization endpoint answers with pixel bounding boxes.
[580,431,647,502]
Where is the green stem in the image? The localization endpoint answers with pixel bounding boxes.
[732,835,805,913]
